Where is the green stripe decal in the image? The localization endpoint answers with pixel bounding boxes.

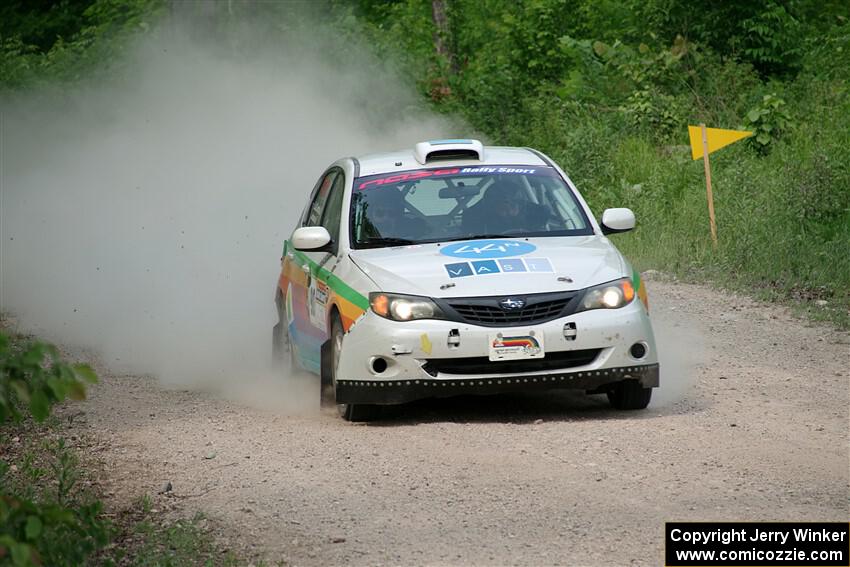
[286,242,369,310]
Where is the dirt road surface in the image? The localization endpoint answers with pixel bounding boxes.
[65,278,849,566]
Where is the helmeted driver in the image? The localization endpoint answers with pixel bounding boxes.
[462,178,547,234]
[361,188,426,240]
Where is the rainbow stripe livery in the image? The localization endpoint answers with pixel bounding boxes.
[279,241,368,373]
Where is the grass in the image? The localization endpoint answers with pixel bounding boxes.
[0,328,250,566]
[0,415,112,566]
[614,130,850,329]
[1,412,246,566]
[509,100,850,330]
[111,508,241,567]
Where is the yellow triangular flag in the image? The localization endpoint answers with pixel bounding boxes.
[688,125,753,160]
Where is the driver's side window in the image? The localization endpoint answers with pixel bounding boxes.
[319,173,345,252]
[304,171,338,227]
[302,169,345,254]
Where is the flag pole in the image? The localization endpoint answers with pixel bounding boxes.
[700,123,718,247]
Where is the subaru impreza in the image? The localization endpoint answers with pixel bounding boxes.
[273,139,658,421]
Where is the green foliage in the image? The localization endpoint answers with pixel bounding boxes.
[0,0,93,52]
[0,481,110,567]
[0,330,107,566]
[736,2,802,75]
[742,93,792,149]
[0,325,237,564]
[0,333,97,424]
[627,0,816,76]
[346,0,850,324]
[127,512,239,567]
[621,88,681,134]
[0,0,165,90]
[1,438,112,567]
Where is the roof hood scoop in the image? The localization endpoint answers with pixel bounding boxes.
[413,139,484,165]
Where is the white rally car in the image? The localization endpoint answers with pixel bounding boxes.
[273,140,658,421]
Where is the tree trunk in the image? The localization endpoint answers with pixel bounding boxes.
[431,0,455,72]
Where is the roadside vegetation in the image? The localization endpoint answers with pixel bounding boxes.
[3,1,847,325]
[0,331,107,565]
[0,0,163,90]
[0,328,238,566]
[341,0,850,327]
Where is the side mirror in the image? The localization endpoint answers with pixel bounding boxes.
[600,208,636,235]
[292,226,332,251]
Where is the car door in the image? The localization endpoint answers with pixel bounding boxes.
[289,168,345,373]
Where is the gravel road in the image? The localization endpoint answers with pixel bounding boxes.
[69,278,849,566]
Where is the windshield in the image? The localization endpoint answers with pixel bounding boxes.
[350,165,593,249]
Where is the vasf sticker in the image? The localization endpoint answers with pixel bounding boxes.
[445,262,474,278]
[497,259,526,273]
[443,258,552,278]
[471,260,499,275]
[524,258,554,272]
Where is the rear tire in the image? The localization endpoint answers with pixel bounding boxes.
[328,313,379,422]
[607,379,652,410]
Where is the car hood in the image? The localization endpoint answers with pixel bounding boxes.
[348,236,626,298]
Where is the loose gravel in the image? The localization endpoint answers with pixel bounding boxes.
[70,278,849,566]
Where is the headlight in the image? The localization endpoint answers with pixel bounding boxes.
[577,278,635,312]
[369,292,447,322]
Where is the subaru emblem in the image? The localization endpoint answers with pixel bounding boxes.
[498,297,526,311]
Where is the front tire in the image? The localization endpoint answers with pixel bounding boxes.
[326,313,379,422]
[272,320,285,365]
[607,379,652,410]
[273,291,298,374]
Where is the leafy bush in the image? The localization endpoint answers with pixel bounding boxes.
[0,333,97,423]
[742,93,792,150]
[0,331,110,566]
[0,455,111,567]
[0,0,165,91]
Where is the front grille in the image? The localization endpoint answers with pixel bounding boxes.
[421,348,601,376]
[449,298,569,325]
[439,291,580,327]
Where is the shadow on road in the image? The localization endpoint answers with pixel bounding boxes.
[369,390,674,425]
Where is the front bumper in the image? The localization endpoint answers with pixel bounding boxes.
[334,299,658,405]
[336,363,658,404]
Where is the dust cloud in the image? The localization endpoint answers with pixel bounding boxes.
[0,18,700,416]
[0,22,457,412]
[650,298,706,407]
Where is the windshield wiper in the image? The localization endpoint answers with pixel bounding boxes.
[360,237,418,248]
[442,233,518,243]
